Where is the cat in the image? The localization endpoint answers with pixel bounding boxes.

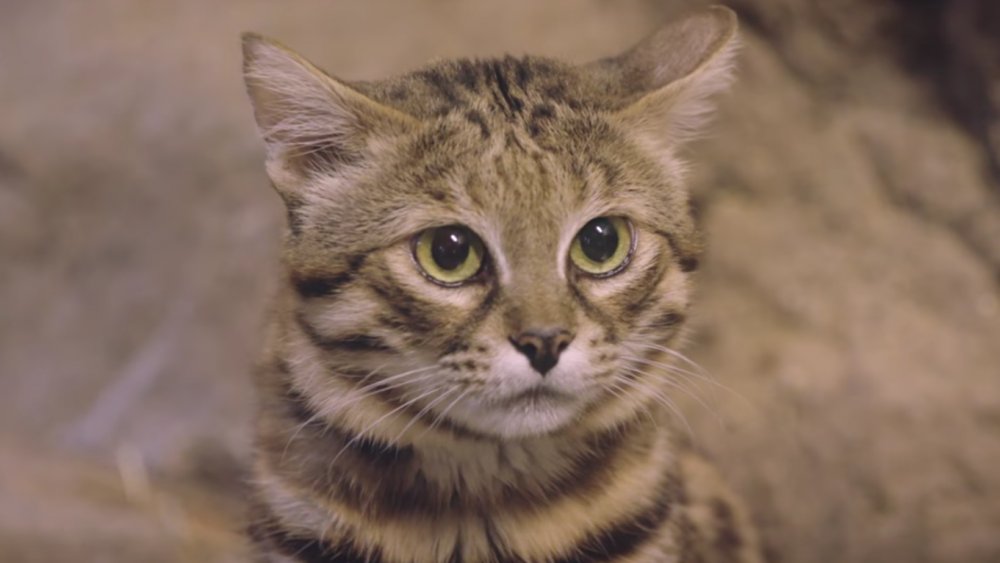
[241,5,760,562]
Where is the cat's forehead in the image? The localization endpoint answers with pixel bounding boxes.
[355,55,619,119]
[391,115,627,221]
[357,106,681,259]
[361,62,641,202]
[295,53,700,255]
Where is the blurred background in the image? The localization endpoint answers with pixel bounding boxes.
[1,0,998,561]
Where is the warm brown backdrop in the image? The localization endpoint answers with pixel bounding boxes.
[2,1,998,562]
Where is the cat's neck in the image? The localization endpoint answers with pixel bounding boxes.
[408,413,663,498]
[257,362,671,516]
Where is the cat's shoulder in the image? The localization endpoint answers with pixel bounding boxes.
[671,450,763,563]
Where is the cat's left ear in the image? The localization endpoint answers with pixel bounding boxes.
[241,33,418,192]
[592,6,738,152]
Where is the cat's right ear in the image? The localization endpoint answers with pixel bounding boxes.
[241,34,417,191]
[590,6,738,155]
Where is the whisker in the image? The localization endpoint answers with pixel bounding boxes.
[612,373,694,438]
[627,342,715,382]
[620,357,717,410]
[319,371,440,424]
[632,342,719,383]
[620,364,722,429]
[278,363,392,461]
[624,346,752,409]
[601,377,658,427]
[350,365,438,397]
[280,401,329,463]
[327,385,445,467]
[348,362,390,389]
[388,387,460,447]
[422,387,474,438]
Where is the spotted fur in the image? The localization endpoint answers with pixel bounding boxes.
[241,6,760,562]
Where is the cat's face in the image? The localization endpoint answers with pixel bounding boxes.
[244,8,737,438]
[291,116,695,438]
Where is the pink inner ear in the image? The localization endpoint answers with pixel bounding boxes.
[243,34,414,161]
[243,34,418,185]
[586,6,737,95]
[641,8,739,88]
[608,10,739,151]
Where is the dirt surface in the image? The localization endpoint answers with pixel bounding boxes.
[1,1,998,561]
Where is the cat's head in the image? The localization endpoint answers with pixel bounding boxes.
[243,7,737,439]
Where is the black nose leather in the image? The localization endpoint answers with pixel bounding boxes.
[510,329,575,375]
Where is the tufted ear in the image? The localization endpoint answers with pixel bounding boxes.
[591,6,738,153]
[241,33,417,193]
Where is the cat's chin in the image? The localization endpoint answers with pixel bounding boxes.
[447,394,582,439]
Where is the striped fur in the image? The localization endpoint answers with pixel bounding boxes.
[242,6,760,562]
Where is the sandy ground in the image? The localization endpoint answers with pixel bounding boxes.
[1,1,998,561]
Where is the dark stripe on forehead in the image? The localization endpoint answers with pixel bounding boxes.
[465,109,491,139]
[295,311,395,353]
[591,154,625,189]
[455,59,481,91]
[419,68,464,108]
[527,103,556,138]
[504,130,527,152]
[543,81,568,102]
[514,58,533,90]
[491,61,525,116]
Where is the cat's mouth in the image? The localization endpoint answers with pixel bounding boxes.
[449,382,585,437]
[494,385,575,409]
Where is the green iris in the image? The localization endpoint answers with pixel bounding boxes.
[414,225,485,285]
[570,217,633,276]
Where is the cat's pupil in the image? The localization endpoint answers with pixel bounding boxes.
[579,218,619,262]
[432,227,471,271]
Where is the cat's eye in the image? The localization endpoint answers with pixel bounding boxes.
[413,225,486,285]
[569,216,634,277]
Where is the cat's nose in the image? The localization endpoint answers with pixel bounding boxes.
[509,328,575,375]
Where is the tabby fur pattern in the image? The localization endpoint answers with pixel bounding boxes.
[241,6,760,562]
